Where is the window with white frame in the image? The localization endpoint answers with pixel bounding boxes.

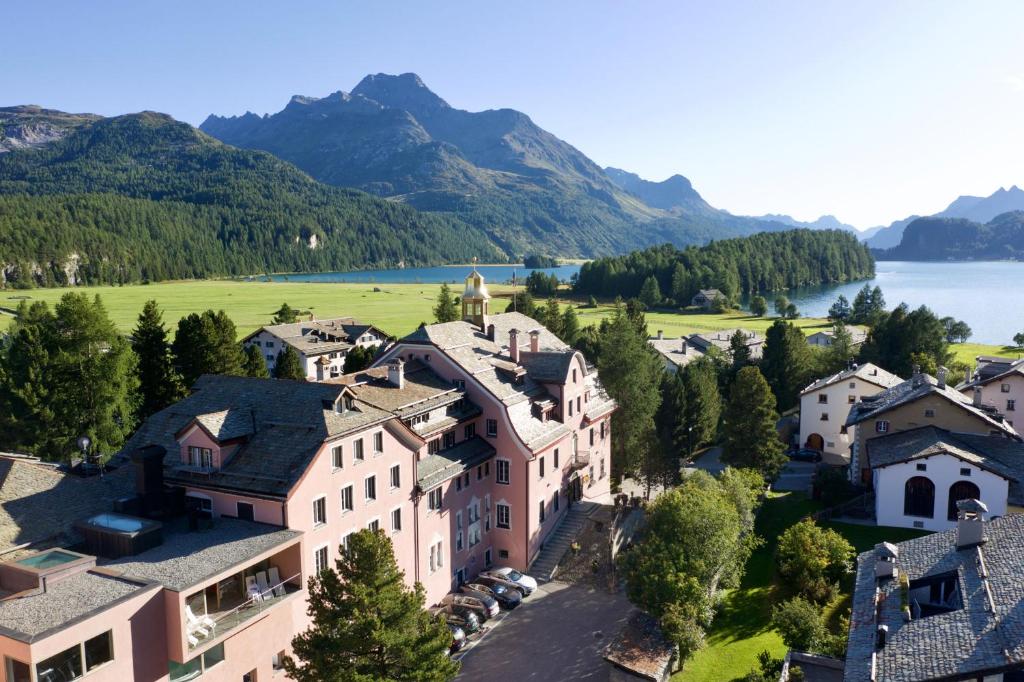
[391,507,402,532]
[332,444,343,469]
[1002,383,1011,393]
[341,532,355,555]
[365,475,377,502]
[340,484,354,513]
[428,487,442,511]
[496,502,511,529]
[188,446,213,469]
[314,545,329,574]
[429,539,444,573]
[496,458,510,485]
[486,419,498,437]
[367,518,380,533]
[876,420,889,433]
[390,464,401,489]
[373,432,384,454]
[354,438,365,461]
[313,496,327,526]
[456,511,464,551]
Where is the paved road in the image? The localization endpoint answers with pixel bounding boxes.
[682,446,725,476]
[455,581,634,681]
[774,459,816,492]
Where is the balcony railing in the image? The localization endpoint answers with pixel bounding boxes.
[569,451,590,471]
[187,574,301,651]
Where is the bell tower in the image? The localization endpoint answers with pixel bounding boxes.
[461,265,491,329]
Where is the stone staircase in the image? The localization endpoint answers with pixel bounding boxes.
[528,501,601,582]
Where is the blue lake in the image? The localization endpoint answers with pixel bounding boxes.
[269,260,1021,346]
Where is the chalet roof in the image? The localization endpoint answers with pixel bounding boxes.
[244,317,383,357]
[330,360,465,417]
[647,337,706,369]
[694,289,723,299]
[845,514,1024,681]
[960,358,1024,390]
[801,362,902,396]
[845,372,1016,436]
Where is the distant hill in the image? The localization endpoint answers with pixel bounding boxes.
[603,167,717,214]
[867,186,1024,249]
[0,105,101,153]
[875,211,1024,261]
[752,213,861,234]
[0,111,501,287]
[201,73,786,257]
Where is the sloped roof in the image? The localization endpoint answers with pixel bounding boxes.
[801,362,902,396]
[417,437,496,490]
[648,337,705,369]
[845,514,1024,681]
[604,610,677,681]
[244,317,385,357]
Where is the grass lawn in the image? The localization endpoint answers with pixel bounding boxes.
[673,494,929,682]
[1,281,1016,362]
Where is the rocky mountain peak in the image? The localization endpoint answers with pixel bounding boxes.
[351,72,450,114]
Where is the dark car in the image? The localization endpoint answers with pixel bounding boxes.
[789,448,823,463]
[464,580,522,609]
[437,604,482,633]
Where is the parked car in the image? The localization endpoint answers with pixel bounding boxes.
[463,580,522,609]
[448,624,467,653]
[481,567,537,596]
[473,574,529,602]
[440,592,499,620]
[432,604,482,634]
[789,448,823,463]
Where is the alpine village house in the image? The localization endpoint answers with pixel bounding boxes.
[0,270,615,682]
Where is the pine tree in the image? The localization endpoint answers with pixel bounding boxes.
[760,319,812,411]
[172,310,246,387]
[271,303,300,325]
[680,358,721,457]
[543,298,563,338]
[132,300,185,418]
[344,345,378,374]
[433,283,459,323]
[822,321,855,373]
[274,346,307,381]
[729,330,751,369]
[284,529,459,682]
[242,345,269,378]
[827,295,851,321]
[560,305,581,345]
[721,366,786,479]
[639,276,662,308]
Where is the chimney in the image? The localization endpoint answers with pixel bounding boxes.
[509,329,520,363]
[911,364,922,388]
[529,329,541,353]
[657,330,664,340]
[956,498,988,549]
[876,624,889,650]
[874,541,899,579]
[681,339,688,354]
[937,366,948,389]
[487,323,496,341]
[129,445,167,516]
[387,358,405,389]
[974,386,983,407]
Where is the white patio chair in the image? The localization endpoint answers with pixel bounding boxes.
[255,570,271,599]
[185,605,212,637]
[245,575,262,603]
[267,566,287,597]
[187,633,199,648]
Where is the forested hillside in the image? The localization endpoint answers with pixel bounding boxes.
[876,211,1024,261]
[573,229,875,301]
[0,112,502,287]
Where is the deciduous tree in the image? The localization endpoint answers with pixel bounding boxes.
[749,295,768,317]
[776,519,855,604]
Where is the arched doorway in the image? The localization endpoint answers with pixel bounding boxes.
[947,480,981,521]
[806,433,824,451]
[904,476,935,518]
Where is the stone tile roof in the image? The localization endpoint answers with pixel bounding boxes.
[845,372,1017,436]
[0,568,156,641]
[801,362,902,396]
[807,327,869,345]
[332,361,464,417]
[687,329,764,359]
[0,455,135,557]
[417,437,497,490]
[100,517,301,591]
[244,317,383,357]
[121,375,394,497]
[603,610,677,681]
[402,313,612,451]
[845,513,1024,681]
[960,358,1024,390]
[647,337,706,369]
[193,407,254,442]
[866,426,1024,502]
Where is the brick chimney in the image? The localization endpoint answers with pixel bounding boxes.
[509,329,520,363]
[387,358,405,389]
[529,329,540,353]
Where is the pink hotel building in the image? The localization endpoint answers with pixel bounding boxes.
[0,270,614,682]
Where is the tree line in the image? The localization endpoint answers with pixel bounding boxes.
[572,229,875,305]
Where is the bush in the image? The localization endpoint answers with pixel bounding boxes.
[771,597,827,651]
[776,519,855,604]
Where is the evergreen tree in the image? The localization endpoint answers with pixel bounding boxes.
[171,310,246,387]
[132,300,185,418]
[827,294,851,322]
[859,304,952,377]
[271,303,300,325]
[821,321,856,374]
[774,295,790,318]
[284,529,459,682]
[433,283,459,323]
[749,295,768,317]
[542,298,564,338]
[760,320,812,410]
[729,330,752,369]
[721,366,786,478]
[639,276,662,308]
[273,346,307,381]
[596,306,664,478]
[504,291,537,318]
[242,345,270,378]
[850,284,886,325]
[560,305,581,345]
[680,357,722,457]
[0,294,139,461]
[344,345,378,374]
[670,263,689,305]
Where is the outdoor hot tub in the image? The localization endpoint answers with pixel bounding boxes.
[75,512,163,558]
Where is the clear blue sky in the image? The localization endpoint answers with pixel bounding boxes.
[4,1,1022,228]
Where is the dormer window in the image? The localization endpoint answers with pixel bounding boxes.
[188,446,213,469]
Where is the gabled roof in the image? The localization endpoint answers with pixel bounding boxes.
[845,373,1016,436]
[960,358,1024,391]
[647,337,705,369]
[801,362,902,396]
[243,317,386,357]
[845,514,1024,681]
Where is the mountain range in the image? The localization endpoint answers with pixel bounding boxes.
[876,211,1024,261]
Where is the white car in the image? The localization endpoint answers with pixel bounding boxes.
[482,567,537,596]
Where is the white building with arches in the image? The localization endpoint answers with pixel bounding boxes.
[867,425,1024,531]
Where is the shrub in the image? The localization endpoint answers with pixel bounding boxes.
[776,519,855,604]
[771,597,827,651]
